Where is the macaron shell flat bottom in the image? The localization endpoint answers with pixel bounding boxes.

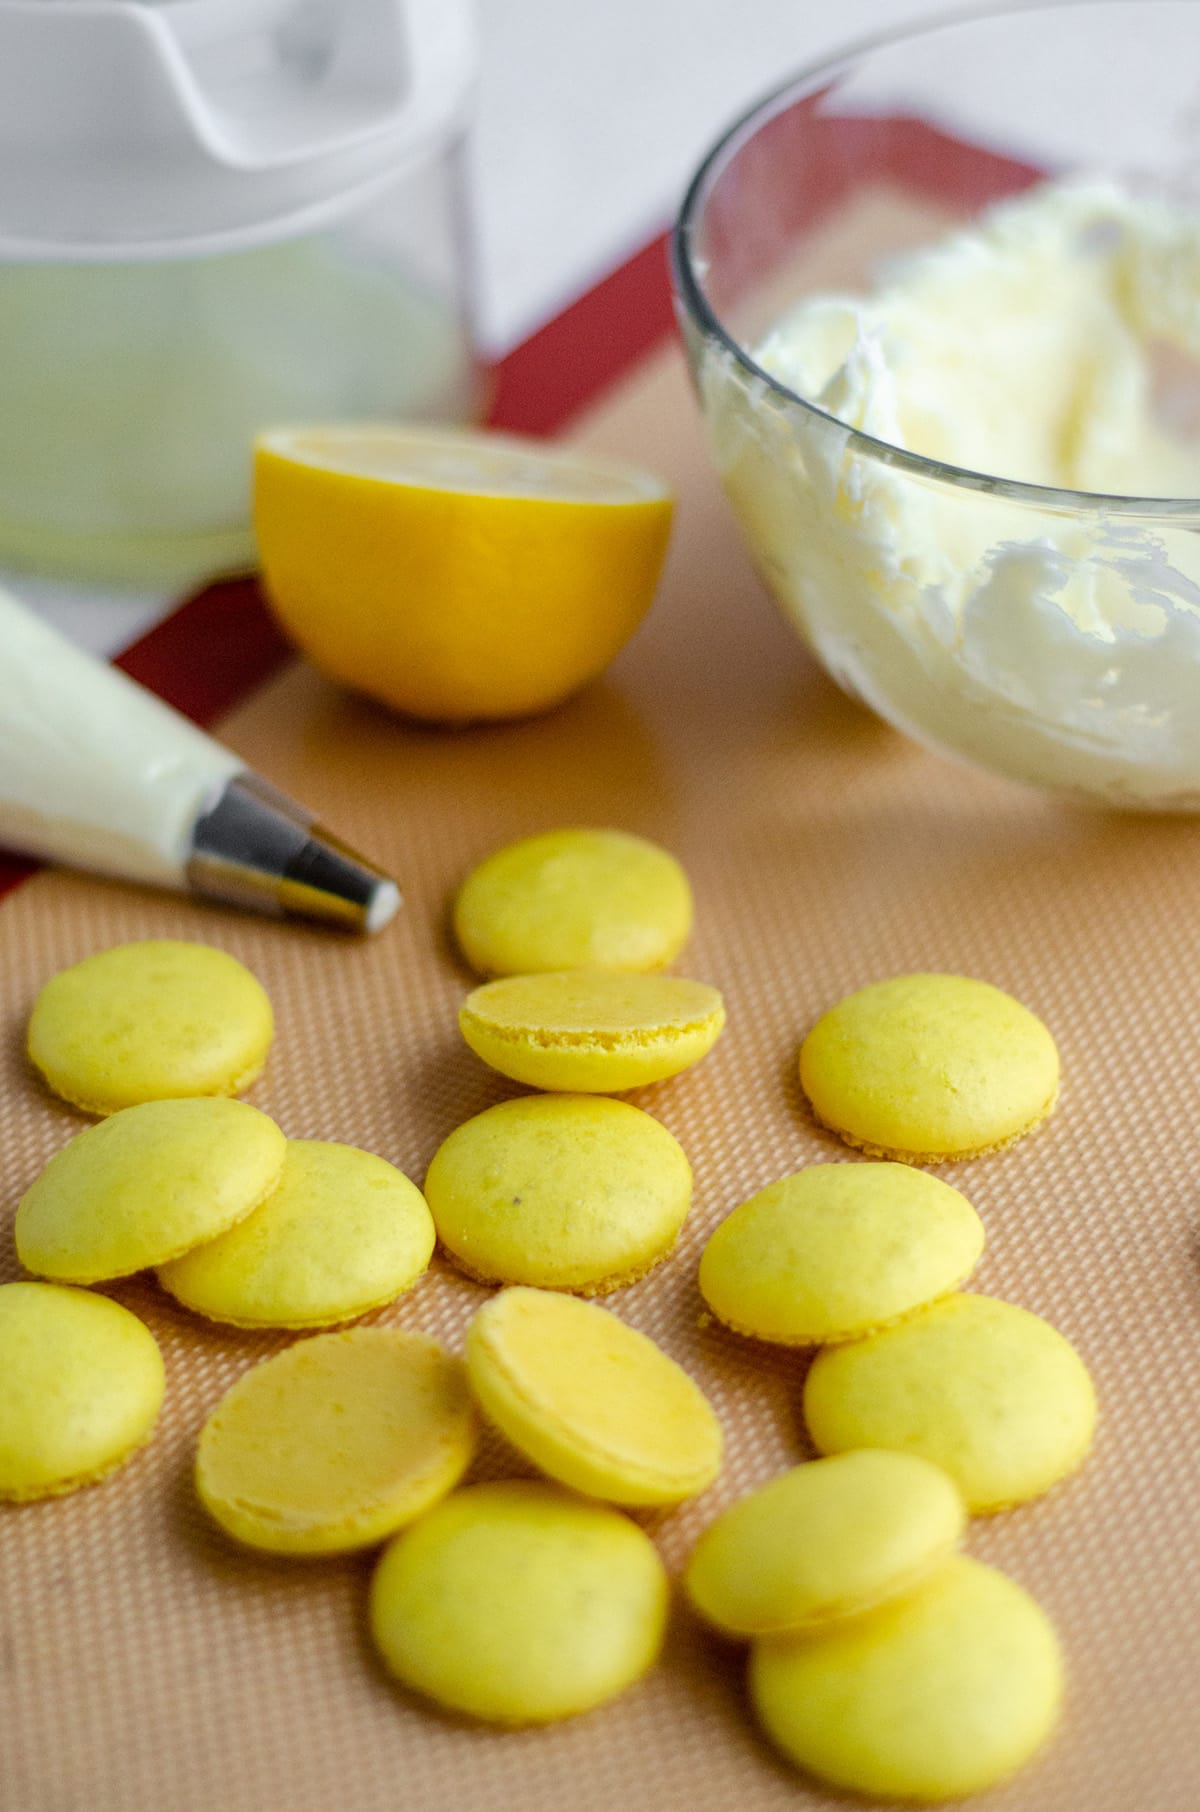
[195,1328,477,1556]
[466,1287,722,1504]
[458,970,725,1092]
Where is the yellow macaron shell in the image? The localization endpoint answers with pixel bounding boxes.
[684,1451,965,1637]
[698,1163,985,1346]
[424,1093,692,1294]
[16,1098,287,1284]
[195,1328,477,1556]
[0,1281,165,1500]
[750,1556,1063,1801]
[369,1480,669,1724]
[804,1294,1097,1513]
[466,1287,722,1505]
[157,1140,435,1329]
[453,828,693,976]
[459,970,725,1092]
[800,973,1060,1163]
[27,939,274,1116]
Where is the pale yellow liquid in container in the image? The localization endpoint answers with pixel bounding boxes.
[0,236,477,588]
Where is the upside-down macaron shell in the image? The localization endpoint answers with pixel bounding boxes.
[466,1287,722,1505]
[195,1328,477,1556]
[459,969,725,1092]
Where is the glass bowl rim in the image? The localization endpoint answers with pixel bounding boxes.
[670,0,1200,517]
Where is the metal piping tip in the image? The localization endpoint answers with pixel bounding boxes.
[186,772,401,934]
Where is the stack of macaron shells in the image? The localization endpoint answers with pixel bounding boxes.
[429,829,726,1296]
[687,969,1093,1797]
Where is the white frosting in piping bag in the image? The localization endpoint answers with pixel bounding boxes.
[0,587,241,884]
[703,180,1200,806]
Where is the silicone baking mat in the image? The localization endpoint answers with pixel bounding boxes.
[4,162,1200,1812]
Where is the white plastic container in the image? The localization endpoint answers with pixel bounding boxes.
[0,0,480,587]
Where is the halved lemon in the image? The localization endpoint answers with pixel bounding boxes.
[254,426,673,725]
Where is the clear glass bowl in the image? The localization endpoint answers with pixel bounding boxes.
[672,0,1200,809]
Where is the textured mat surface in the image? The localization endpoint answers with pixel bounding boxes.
[3,195,1199,1812]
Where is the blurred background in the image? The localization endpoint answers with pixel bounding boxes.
[5,0,929,652]
[470,0,928,350]
[4,0,1168,657]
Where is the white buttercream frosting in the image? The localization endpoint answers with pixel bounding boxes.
[703,180,1200,806]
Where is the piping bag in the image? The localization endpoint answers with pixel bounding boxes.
[0,588,401,933]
